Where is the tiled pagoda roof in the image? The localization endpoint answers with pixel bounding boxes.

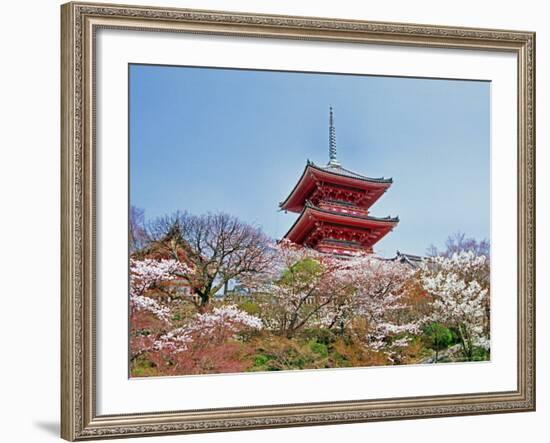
[308,160,393,184]
[279,161,393,212]
[283,201,398,243]
[303,201,399,223]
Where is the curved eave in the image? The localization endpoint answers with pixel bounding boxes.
[310,203,399,224]
[283,203,399,244]
[279,163,393,213]
[279,163,311,211]
[309,162,393,184]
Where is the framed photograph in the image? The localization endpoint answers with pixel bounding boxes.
[61,1,536,440]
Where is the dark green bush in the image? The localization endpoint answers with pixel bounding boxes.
[238,299,261,316]
[253,354,270,367]
[309,341,329,358]
[301,328,336,346]
[423,323,453,362]
[470,346,490,361]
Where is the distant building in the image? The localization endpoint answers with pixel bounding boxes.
[386,251,424,269]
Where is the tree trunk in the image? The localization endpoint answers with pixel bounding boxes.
[457,324,471,361]
[197,292,209,312]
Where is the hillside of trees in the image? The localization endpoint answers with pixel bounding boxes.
[130,208,490,376]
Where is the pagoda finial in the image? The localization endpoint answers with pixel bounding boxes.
[328,107,340,166]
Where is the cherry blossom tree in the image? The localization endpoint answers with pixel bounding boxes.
[154,305,263,352]
[129,217,492,374]
[250,242,423,350]
[150,305,263,375]
[147,212,273,308]
[420,251,490,360]
[129,258,191,360]
[249,242,352,338]
[332,255,424,361]
[130,258,190,321]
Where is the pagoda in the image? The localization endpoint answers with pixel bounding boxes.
[279,108,399,255]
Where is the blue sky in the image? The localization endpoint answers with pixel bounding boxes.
[129,64,490,257]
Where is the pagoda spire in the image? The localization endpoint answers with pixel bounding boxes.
[328,107,340,166]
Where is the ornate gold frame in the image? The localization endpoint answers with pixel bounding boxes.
[61,2,536,440]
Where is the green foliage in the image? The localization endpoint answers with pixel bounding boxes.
[470,346,490,361]
[249,336,330,371]
[253,354,270,367]
[248,333,401,372]
[302,328,336,346]
[309,341,329,358]
[448,327,460,344]
[131,355,158,377]
[238,299,261,316]
[423,323,453,362]
[424,323,453,350]
[279,258,323,286]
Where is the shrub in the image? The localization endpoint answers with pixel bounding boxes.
[248,336,329,371]
[423,323,453,362]
[309,341,329,358]
[301,328,336,346]
[470,346,490,362]
[331,339,388,368]
[253,354,270,367]
[238,299,261,316]
[130,354,158,377]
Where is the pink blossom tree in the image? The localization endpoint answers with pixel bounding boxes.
[129,258,191,360]
[248,242,351,338]
[250,242,424,352]
[150,305,263,375]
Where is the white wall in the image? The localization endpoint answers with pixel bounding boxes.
[0,0,546,442]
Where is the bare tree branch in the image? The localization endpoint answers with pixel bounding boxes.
[146,212,272,308]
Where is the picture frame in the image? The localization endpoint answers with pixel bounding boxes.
[61,1,536,440]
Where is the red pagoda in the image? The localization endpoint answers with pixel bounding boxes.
[280,108,399,255]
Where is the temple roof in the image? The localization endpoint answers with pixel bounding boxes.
[283,202,398,245]
[385,251,424,268]
[279,161,393,212]
[280,108,393,212]
[305,201,399,223]
[309,161,393,184]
